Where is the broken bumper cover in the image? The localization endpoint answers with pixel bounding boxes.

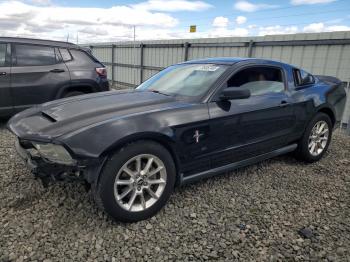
[14,139,105,185]
[15,139,81,179]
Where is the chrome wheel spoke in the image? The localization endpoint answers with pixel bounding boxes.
[117,187,133,200]
[136,157,142,173]
[123,167,135,178]
[116,179,133,186]
[147,166,164,178]
[148,178,166,185]
[318,122,326,134]
[128,190,137,210]
[146,188,159,200]
[140,192,146,210]
[142,157,153,174]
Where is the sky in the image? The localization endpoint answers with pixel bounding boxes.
[0,0,350,43]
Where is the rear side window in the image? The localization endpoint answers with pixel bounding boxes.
[69,49,94,64]
[293,69,314,86]
[69,49,102,66]
[14,44,57,66]
[0,43,6,67]
[227,66,285,96]
[59,48,72,62]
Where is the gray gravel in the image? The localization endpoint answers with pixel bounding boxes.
[1,122,349,261]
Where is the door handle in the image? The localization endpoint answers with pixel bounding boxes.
[0,72,6,76]
[279,100,290,108]
[50,69,65,73]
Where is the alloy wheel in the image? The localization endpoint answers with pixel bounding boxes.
[114,154,167,212]
[308,120,329,156]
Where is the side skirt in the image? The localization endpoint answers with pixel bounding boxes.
[180,143,297,185]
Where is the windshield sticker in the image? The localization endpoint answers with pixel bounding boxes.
[196,65,220,72]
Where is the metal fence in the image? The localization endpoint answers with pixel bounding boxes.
[87,31,350,126]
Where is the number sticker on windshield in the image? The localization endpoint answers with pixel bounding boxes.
[196,65,220,72]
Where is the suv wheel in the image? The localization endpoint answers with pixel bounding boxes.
[63,91,85,98]
[296,112,332,162]
[94,141,176,222]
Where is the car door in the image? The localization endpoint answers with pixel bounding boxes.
[0,42,13,117]
[207,63,297,169]
[11,43,70,112]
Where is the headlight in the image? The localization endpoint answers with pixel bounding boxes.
[32,143,75,165]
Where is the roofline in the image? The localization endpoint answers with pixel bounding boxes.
[0,37,78,48]
[179,57,292,67]
[179,57,253,66]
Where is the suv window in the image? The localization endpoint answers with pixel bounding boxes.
[14,44,57,66]
[59,48,72,62]
[0,43,6,67]
[69,49,94,64]
[293,69,314,86]
[227,66,285,96]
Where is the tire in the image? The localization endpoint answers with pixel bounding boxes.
[296,112,333,163]
[63,91,85,98]
[94,140,176,222]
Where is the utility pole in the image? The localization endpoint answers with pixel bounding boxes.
[66,33,69,42]
[76,32,79,44]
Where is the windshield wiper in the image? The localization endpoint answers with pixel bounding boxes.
[149,89,171,96]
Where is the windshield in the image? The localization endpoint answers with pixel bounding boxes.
[136,64,228,97]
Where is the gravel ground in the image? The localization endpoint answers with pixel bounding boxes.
[0,123,349,262]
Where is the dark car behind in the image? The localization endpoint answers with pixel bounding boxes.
[0,37,109,118]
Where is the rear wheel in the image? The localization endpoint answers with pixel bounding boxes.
[94,141,176,222]
[296,113,332,162]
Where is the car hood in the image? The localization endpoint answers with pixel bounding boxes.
[8,89,185,140]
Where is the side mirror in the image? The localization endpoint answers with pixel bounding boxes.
[301,75,314,85]
[220,87,251,100]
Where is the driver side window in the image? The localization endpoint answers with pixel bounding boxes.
[226,66,285,96]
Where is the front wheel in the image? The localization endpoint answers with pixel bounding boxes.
[296,112,332,162]
[94,141,176,222]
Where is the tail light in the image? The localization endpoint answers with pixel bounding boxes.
[96,67,107,78]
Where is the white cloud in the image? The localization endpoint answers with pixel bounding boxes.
[258,25,299,36]
[0,1,180,43]
[131,0,213,12]
[212,16,229,27]
[303,22,325,32]
[291,0,336,5]
[234,0,278,12]
[235,16,247,25]
[28,0,51,5]
[303,22,350,32]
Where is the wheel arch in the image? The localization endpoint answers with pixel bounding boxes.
[317,106,336,127]
[99,132,182,186]
[55,81,99,99]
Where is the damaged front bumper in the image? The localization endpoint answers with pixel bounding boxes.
[14,139,105,187]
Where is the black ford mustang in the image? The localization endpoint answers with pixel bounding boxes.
[8,58,347,222]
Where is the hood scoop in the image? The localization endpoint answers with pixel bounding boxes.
[41,112,57,122]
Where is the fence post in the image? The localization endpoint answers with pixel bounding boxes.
[248,40,254,58]
[347,83,350,135]
[140,43,144,85]
[111,44,115,86]
[184,42,190,61]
